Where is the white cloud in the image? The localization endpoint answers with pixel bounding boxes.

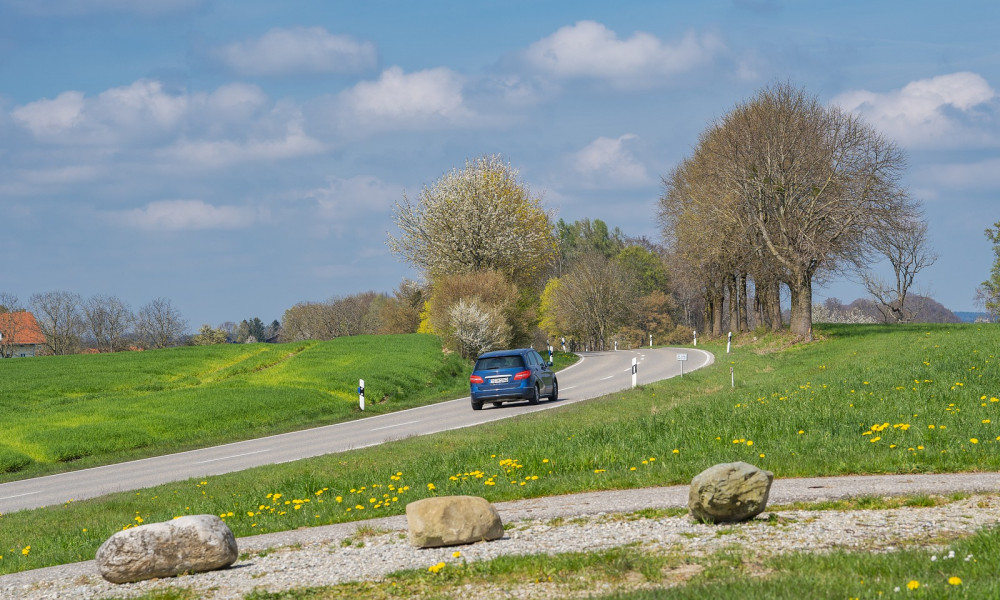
[337,66,472,130]
[523,21,725,88]
[12,79,188,144]
[10,79,322,167]
[161,123,324,168]
[113,200,260,231]
[831,72,997,147]
[212,27,377,76]
[569,134,651,188]
[295,175,400,238]
[10,91,85,137]
[305,175,400,217]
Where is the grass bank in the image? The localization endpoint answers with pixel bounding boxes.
[1,323,998,581]
[0,334,472,482]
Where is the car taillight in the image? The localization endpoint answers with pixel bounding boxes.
[470,375,484,384]
[513,370,531,381]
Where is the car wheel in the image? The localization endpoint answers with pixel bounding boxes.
[548,378,558,401]
[527,384,540,405]
[472,398,483,411]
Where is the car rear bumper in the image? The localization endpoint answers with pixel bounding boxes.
[470,385,534,402]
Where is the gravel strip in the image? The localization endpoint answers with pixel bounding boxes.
[3,472,1000,600]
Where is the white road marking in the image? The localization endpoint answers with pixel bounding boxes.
[600,375,614,380]
[0,491,39,500]
[194,449,269,464]
[370,419,424,432]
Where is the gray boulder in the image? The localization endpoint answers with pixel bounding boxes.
[406,495,504,548]
[96,514,238,584]
[688,461,774,523]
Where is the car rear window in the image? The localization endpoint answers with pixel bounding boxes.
[475,355,526,371]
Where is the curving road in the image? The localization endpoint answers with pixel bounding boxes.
[0,347,713,514]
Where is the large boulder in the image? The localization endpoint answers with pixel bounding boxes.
[406,495,504,548]
[688,462,774,523]
[96,514,238,584]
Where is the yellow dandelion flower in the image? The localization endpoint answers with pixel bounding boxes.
[452,551,461,558]
[970,438,979,444]
[21,546,30,556]
[428,561,446,573]
[948,576,962,585]
[907,580,919,590]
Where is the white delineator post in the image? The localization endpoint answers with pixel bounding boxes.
[631,357,638,388]
[649,334,652,348]
[693,330,697,346]
[358,379,365,411]
[727,331,732,354]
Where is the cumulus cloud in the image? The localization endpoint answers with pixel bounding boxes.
[569,134,651,188]
[336,66,473,130]
[10,79,323,166]
[831,72,997,147]
[113,199,260,231]
[522,21,725,88]
[12,79,189,144]
[161,128,324,168]
[212,27,377,76]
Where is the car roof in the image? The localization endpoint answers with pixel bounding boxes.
[476,348,533,359]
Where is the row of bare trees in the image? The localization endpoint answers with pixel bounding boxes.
[659,82,931,338]
[0,291,188,355]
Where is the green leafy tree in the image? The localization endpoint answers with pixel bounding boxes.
[976,220,1000,321]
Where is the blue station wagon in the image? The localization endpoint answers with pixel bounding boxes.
[469,348,558,410]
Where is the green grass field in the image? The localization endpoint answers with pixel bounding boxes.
[0,334,472,480]
[1,323,998,597]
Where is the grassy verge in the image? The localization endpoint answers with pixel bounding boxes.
[0,335,477,482]
[1,323,998,579]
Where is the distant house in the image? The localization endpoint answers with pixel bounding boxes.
[0,311,46,358]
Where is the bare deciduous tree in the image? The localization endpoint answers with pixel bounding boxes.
[862,218,937,323]
[135,297,188,349]
[0,293,28,358]
[546,253,639,350]
[30,290,85,355]
[83,294,134,352]
[660,82,915,339]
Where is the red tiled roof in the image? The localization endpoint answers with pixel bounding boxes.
[0,311,46,345]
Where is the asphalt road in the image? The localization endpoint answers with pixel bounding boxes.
[0,346,714,514]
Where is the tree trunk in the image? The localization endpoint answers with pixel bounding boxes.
[738,273,749,332]
[789,272,813,340]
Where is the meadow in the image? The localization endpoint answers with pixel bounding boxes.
[1,323,998,597]
[0,334,471,481]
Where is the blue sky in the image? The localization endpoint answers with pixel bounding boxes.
[1,0,997,328]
